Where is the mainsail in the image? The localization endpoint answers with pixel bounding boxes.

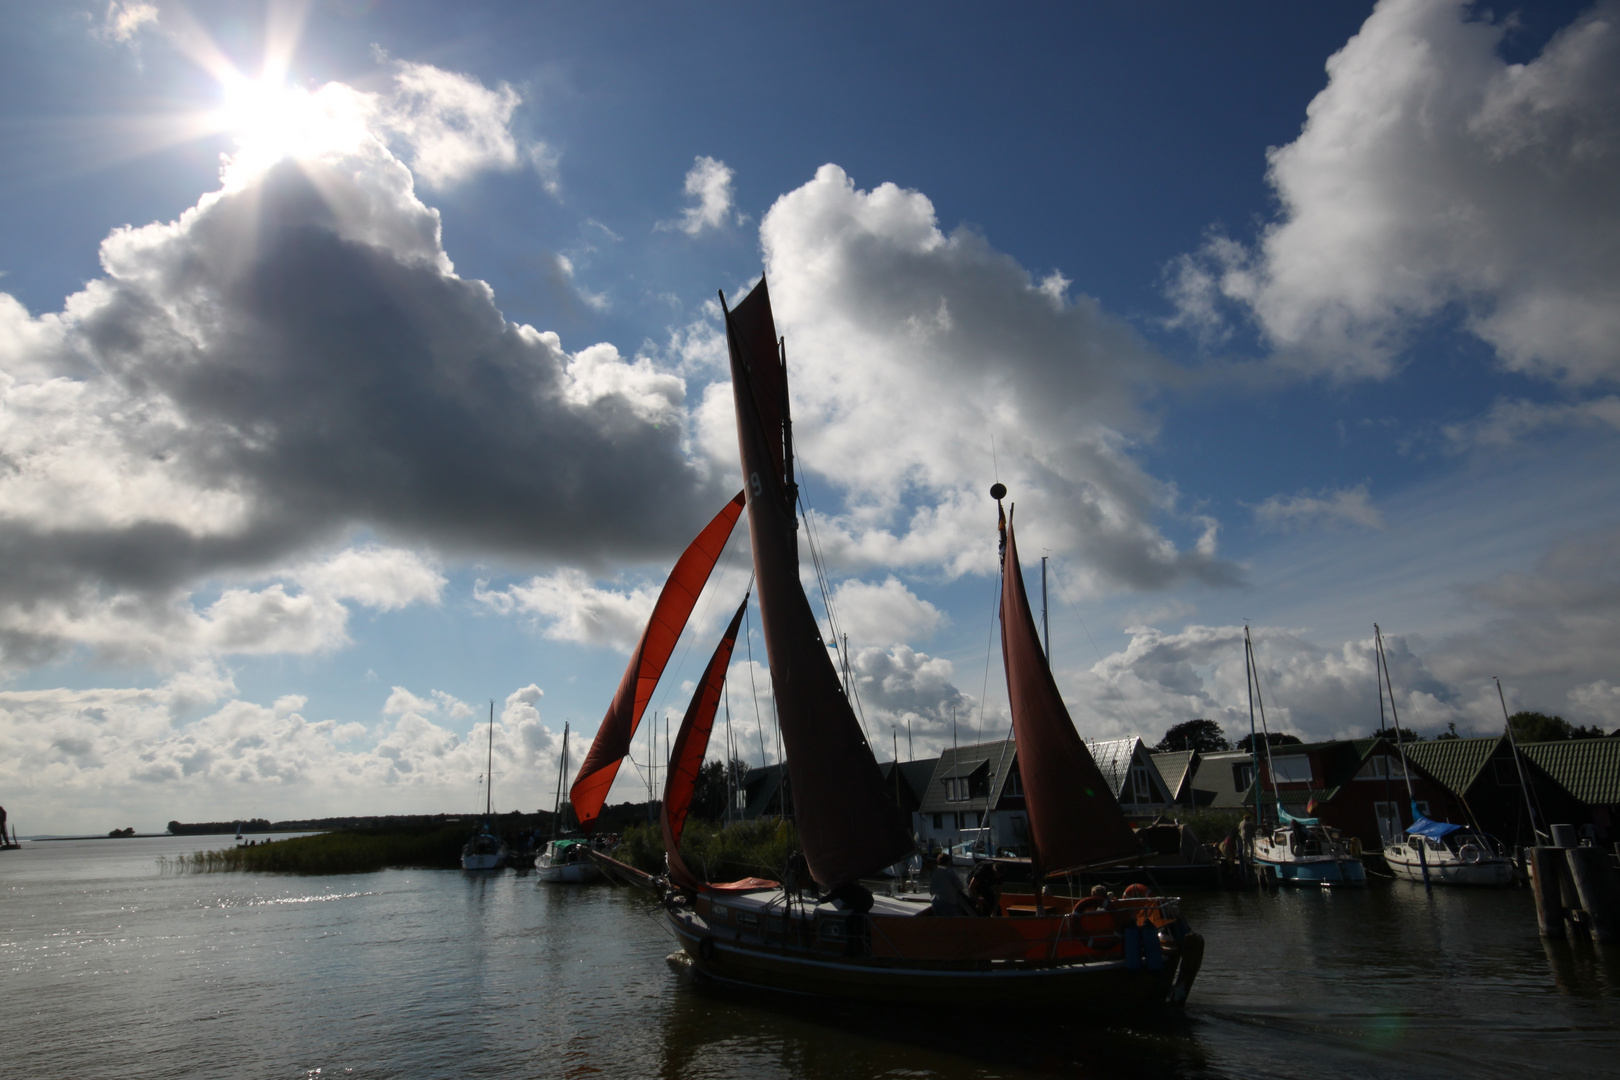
[999,505,1139,873]
[724,278,913,888]
[661,596,749,889]
[569,491,746,832]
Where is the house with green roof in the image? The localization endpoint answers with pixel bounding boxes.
[1521,738,1620,844]
[1401,736,1587,847]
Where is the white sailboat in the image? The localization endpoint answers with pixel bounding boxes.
[538,722,599,883]
[461,702,508,871]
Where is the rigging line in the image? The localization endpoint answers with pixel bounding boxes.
[977,569,1001,740]
[1047,557,1144,735]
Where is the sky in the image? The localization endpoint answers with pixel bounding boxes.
[0,0,1616,834]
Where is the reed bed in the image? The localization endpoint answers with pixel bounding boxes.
[161,825,469,875]
[617,817,799,882]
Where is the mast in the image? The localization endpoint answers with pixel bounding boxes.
[1498,677,1548,844]
[1041,555,1050,665]
[722,277,913,887]
[485,700,495,817]
[1244,626,1261,825]
[1377,624,1429,889]
[551,722,569,841]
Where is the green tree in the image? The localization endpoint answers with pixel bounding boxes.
[1155,719,1230,753]
[1234,732,1303,753]
[1509,711,1608,741]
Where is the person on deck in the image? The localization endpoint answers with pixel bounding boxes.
[967,860,1002,916]
[929,851,975,916]
[1076,884,1112,912]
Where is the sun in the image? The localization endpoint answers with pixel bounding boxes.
[210,72,373,185]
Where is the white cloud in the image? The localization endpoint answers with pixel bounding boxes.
[693,163,1235,593]
[659,156,738,236]
[376,59,540,191]
[829,576,945,647]
[1252,483,1385,532]
[1169,0,1620,383]
[97,2,159,44]
[480,569,660,653]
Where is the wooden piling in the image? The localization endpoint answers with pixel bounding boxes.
[1565,846,1620,944]
[1529,847,1566,939]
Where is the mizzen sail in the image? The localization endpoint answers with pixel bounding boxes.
[661,596,749,889]
[999,505,1139,873]
[725,277,913,888]
[569,491,746,832]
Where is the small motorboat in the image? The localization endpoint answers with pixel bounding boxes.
[1384,814,1513,886]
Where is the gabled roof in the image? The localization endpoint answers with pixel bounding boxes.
[1086,737,1176,805]
[1150,750,1197,801]
[1399,736,1504,794]
[917,740,1018,814]
[1521,738,1620,805]
[1190,750,1259,808]
[879,758,939,806]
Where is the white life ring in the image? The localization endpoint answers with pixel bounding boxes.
[1460,844,1481,864]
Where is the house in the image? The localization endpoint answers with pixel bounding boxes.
[879,757,938,820]
[1247,737,1469,848]
[1087,737,1178,816]
[1520,738,1620,844]
[1401,735,1587,848]
[1185,749,1259,810]
[737,763,791,820]
[914,739,1027,854]
[1150,750,1202,807]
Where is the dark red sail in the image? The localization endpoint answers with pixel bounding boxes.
[1000,509,1139,873]
[725,277,914,888]
[570,491,745,832]
[661,597,749,889]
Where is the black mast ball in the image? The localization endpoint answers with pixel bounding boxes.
[989,483,1007,501]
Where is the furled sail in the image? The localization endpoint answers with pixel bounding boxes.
[999,505,1139,873]
[724,277,913,888]
[569,491,746,832]
[661,596,749,889]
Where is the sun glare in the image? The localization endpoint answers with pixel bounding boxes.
[212,72,372,184]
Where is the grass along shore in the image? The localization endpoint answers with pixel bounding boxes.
[161,824,472,875]
[616,818,799,883]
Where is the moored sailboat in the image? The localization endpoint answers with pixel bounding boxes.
[596,277,1203,1010]
[539,722,600,883]
[461,701,508,871]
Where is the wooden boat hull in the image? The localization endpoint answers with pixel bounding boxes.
[537,859,600,883]
[666,892,1201,1011]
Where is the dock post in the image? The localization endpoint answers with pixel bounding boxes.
[1529,847,1566,939]
[1566,846,1620,944]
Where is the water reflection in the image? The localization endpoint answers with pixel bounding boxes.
[3,838,1617,1080]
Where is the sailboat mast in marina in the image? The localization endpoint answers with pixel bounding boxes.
[586,275,1204,1009]
[460,702,508,871]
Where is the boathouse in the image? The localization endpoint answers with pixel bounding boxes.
[1521,738,1620,844]
[914,739,1026,854]
[1087,737,1178,816]
[1400,736,1589,847]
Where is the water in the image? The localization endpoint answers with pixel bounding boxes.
[4,836,1617,1079]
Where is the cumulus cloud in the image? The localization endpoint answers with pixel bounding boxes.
[0,68,723,669]
[480,568,660,652]
[829,576,945,647]
[1252,483,1385,532]
[0,672,566,831]
[1169,0,1620,383]
[695,164,1236,593]
[376,59,544,191]
[98,2,159,44]
[659,156,738,236]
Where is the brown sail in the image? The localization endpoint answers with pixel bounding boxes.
[569,491,745,832]
[661,596,748,890]
[725,278,913,888]
[999,506,1139,873]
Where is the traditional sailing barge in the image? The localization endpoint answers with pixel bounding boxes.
[574,277,1203,1010]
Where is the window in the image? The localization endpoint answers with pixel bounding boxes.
[1493,759,1523,787]
[1356,755,1408,780]
[1130,763,1156,805]
[966,762,991,800]
[1270,755,1312,784]
[1232,762,1254,790]
[1004,765,1023,796]
[1374,801,1402,843]
[931,813,943,830]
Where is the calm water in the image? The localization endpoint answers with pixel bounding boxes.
[3,836,1617,1079]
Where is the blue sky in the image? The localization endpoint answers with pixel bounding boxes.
[1,1,1616,833]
